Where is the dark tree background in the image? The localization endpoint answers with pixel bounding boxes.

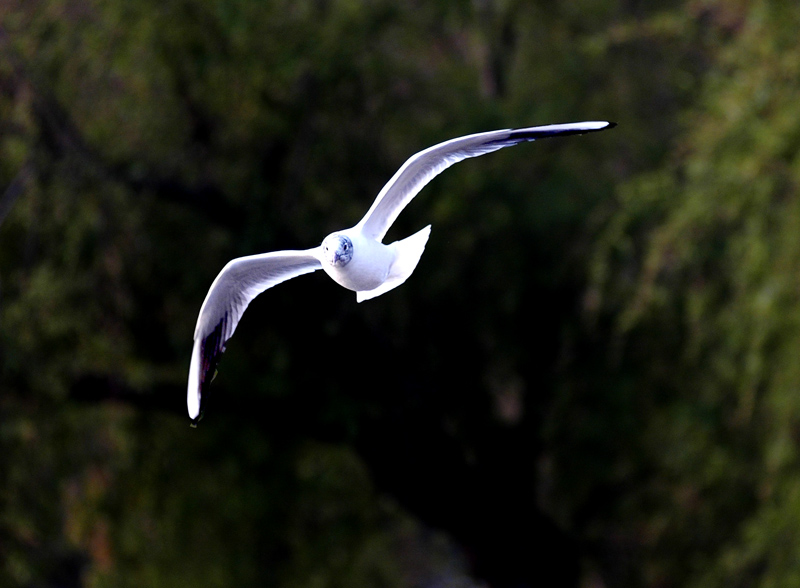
[3,1,800,587]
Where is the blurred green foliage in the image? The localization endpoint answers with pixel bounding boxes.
[3,0,800,587]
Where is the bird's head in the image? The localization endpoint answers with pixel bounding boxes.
[321,233,354,267]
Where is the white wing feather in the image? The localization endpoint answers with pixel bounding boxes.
[187,249,322,422]
[356,121,614,241]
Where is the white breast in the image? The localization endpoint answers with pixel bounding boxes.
[322,231,395,292]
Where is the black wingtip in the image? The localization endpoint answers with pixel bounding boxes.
[189,411,203,428]
[188,316,228,426]
[493,121,617,145]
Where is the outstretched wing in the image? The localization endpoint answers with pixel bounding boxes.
[187,249,322,423]
[356,121,616,241]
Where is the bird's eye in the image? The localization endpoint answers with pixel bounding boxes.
[343,242,349,250]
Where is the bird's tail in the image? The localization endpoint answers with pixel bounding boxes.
[357,225,431,302]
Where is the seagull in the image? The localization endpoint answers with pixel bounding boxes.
[187,120,616,423]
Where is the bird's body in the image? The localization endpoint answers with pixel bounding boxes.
[187,121,616,423]
[321,229,395,292]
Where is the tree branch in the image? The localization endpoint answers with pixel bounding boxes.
[0,160,32,227]
[0,23,240,226]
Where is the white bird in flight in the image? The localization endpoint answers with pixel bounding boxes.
[187,120,616,423]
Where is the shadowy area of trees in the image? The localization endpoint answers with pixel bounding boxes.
[3,1,800,587]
